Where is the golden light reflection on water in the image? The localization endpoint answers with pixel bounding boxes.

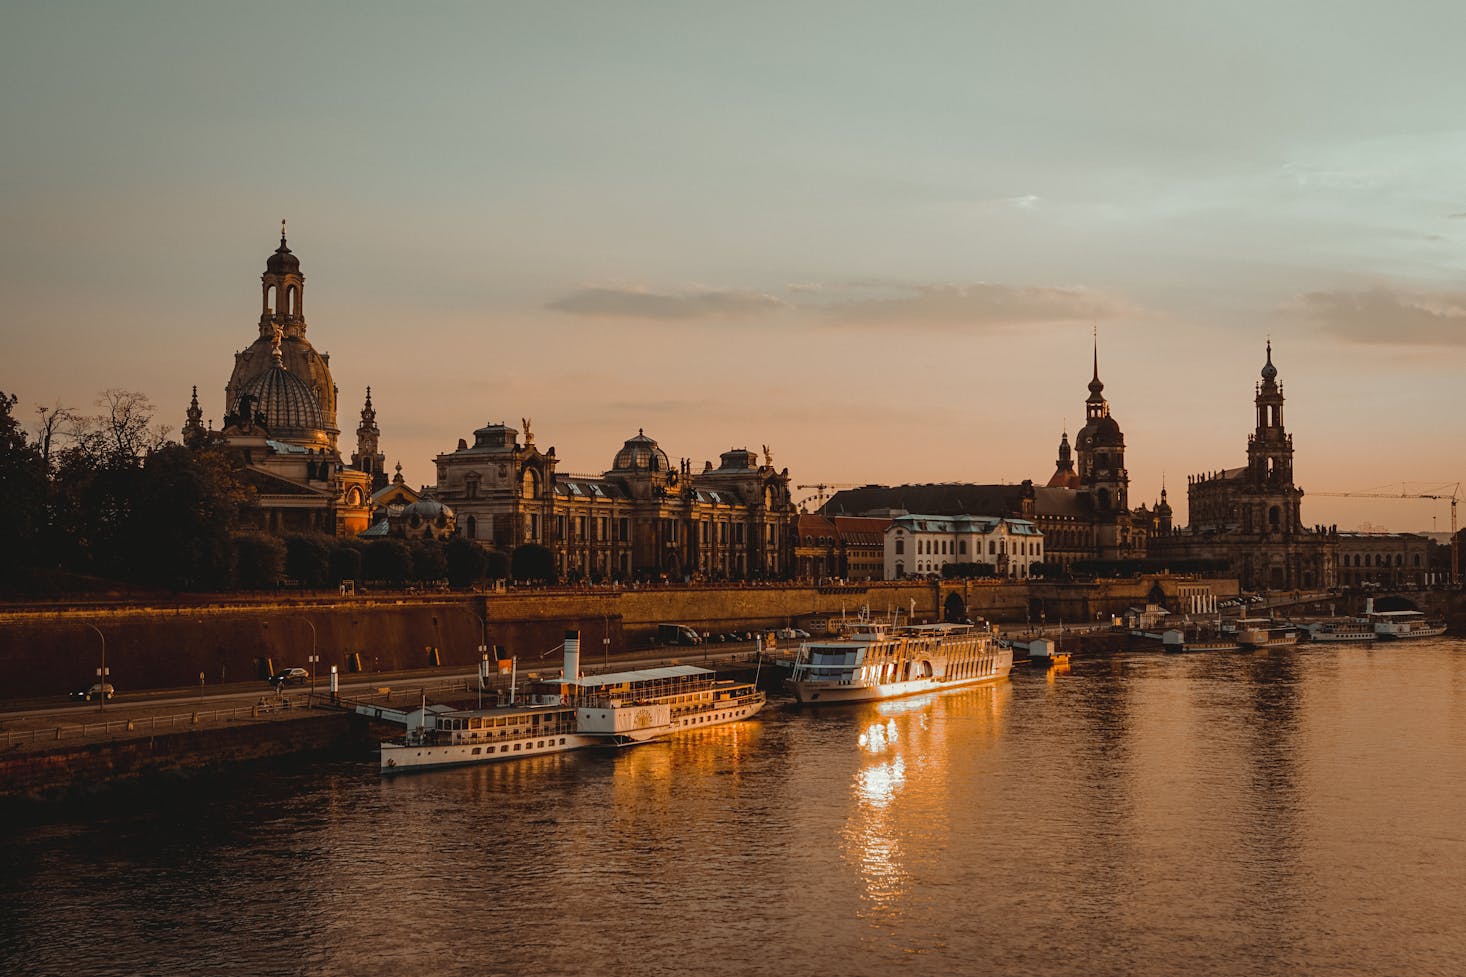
[842,682,1012,923]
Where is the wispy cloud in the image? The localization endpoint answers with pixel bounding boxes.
[821,282,1127,329]
[548,285,786,319]
[1293,286,1466,346]
[550,278,1131,332]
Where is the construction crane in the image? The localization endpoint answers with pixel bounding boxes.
[1311,482,1460,583]
[796,483,858,512]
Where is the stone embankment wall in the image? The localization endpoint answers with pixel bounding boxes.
[0,576,1227,699]
[0,713,370,803]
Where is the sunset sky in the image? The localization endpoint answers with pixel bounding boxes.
[6,2,1465,531]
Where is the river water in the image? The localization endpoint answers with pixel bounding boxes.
[5,638,1466,977]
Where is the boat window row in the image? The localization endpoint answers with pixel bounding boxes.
[465,738,570,756]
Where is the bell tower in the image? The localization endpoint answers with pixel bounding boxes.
[1074,335,1129,513]
[1245,340,1300,534]
[352,386,388,491]
[260,219,306,340]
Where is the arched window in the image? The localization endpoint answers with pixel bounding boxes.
[467,515,478,539]
[894,539,904,555]
[1269,506,1280,529]
[521,467,539,499]
[286,285,297,315]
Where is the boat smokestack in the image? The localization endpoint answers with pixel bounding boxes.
[562,629,581,682]
[1365,597,1374,615]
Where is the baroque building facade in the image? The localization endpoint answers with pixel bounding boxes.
[186,228,388,537]
[431,422,796,581]
[1150,343,1337,590]
[884,514,1044,579]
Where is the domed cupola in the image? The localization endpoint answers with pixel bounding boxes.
[1260,338,1278,383]
[400,498,456,539]
[266,232,301,276]
[225,225,339,445]
[230,339,329,443]
[612,429,670,473]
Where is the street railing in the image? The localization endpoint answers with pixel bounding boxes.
[1,698,318,748]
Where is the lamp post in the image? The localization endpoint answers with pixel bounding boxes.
[307,654,319,698]
[85,624,107,713]
[460,604,489,695]
[602,613,611,671]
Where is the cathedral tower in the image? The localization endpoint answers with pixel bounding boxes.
[1245,340,1301,534]
[352,386,388,492]
[224,225,339,447]
[1074,338,1129,512]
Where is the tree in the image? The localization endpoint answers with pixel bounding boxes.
[94,388,169,467]
[410,540,447,582]
[0,391,48,588]
[235,533,286,589]
[364,539,413,585]
[33,401,77,473]
[511,543,556,584]
[445,537,488,588]
[120,443,244,590]
[329,541,364,585]
[484,549,510,582]
[285,534,333,588]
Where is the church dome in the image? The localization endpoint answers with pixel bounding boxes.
[403,498,454,530]
[612,429,669,473]
[266,235,300,275]
[1076,414,1122,449]
[236,362,326,437]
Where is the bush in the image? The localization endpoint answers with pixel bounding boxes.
[941,562,997,579]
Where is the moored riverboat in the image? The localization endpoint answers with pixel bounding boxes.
[1368,609,1448,641]
[788,621,1011,704]
[1306,619,1376,643]
[374,631,765,773]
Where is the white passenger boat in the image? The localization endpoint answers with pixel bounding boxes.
[1306,619,1376,643]
[787,621,1010,705]
[1368,609,1448,641]
[373,632,765,774]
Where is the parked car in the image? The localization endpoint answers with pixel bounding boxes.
[269,667,310,687]
[70,683,115,702]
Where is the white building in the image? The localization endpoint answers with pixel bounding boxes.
[885,513,1044,579]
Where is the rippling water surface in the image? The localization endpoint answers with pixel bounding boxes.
[6,639,1466,977]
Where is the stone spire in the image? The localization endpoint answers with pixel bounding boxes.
[183,385,205,445]
[352,386,387,491]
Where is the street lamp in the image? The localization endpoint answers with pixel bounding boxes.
[307,654,320,698]
[460,610,489,692]
[85,624,107,713]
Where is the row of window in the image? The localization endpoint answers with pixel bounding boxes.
[894,538,1041,557]
[1340,553,1423,567]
